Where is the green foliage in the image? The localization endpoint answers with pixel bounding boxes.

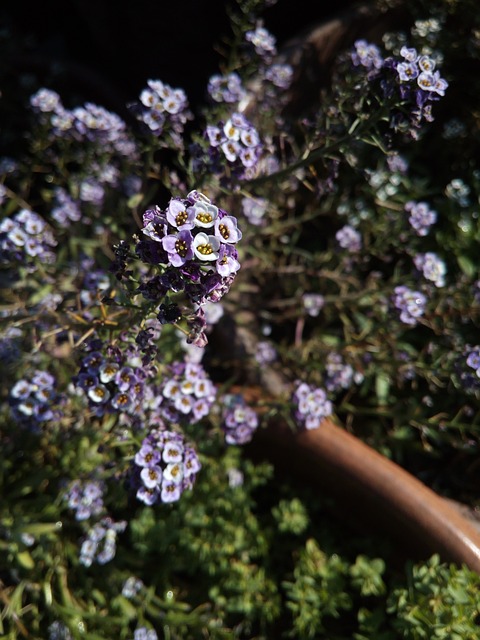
[272,498,310,535]
[388,554,480,639]
[282,539,352,638]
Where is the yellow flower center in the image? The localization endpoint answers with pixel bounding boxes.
[196,212,213,224]
[197,243,213,255]
[219,223,230,240]
[176,210,188,225]
[118,393,129,405]
[175,240,188,257]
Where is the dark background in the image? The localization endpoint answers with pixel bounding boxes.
[1,0,357,115]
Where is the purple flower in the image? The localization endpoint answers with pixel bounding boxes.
[140,465,163,489]
[215,216,243,244]
[245,25,277,58]
[162,229,194,266]
[351,39,384,70]
[202,114,262,181]
[135,78,191,140]
[134,443,161,467]
[161,481,183,503]
[293,382,332,430]
[400,46,418,62]
[79,517,126,567]
[163,439,184,463]
[242,196,268,226]
[136,485,160,506]
[413,252,446,287]
[63,479,105,521]
[30,88,62,112]
[336,224,362,252]
[206,125,223,146]
[405,201,437,236]
[9,369,65,432]
[221,394,259,445]
[134,627,158,640]
[397,61,419,82]
[135,191,242,310]
[324,352,355,393]
[264,63,294,89]
[466,348,480,372]
[131,429,201,506]
[166,198,195,230]
[393,285,427,325]
[50,187,82,227]
[207,72,246,103]
[418,69,448,96]
[302,293,325,317]
[72,334,159,428]
[216,244,240,278]
[159,361,216,423]
[255,340,277,365]
[0,209,57,267]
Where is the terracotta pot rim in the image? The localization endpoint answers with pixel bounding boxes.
[248,412,480,573]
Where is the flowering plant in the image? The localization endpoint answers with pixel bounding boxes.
[2,0,480,638]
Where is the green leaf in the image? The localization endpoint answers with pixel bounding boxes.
[17,550,34,570]
[457,255,476,278]
[375,372,390,405]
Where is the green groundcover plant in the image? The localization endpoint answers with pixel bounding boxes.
[1,0,480,637]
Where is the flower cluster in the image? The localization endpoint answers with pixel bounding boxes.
[336,224,362,252]
[393,285,427,326]
[131,429,201,505]
[207,72,246,104]
[255,340,277,365]
[221,394,259,445]
[389,46,448,133]
[302,293,325,317]
[242,196,268,226]
[50,187,82,227]
[405,200,437,236]
[350,40,448,134]
[79,517,127,567]
[245,25,277,59]
[395,46,448,99]
[48,621,73,640]
[263,63,294,90]
[413,252,446,287]
[0,209,57,268]
[122,576,144,599]
[132,79,192,145]
[135,190,242,316]
[466,347,480,377]
[292,382,333,430]
[0,326,22,367]
[72,334,160,424]
[9,370,64,432]
[205,112,263,180]
[158,361,217,424]
[324,352,356,393]
[30,88,137,156]
[63,479,105,521]
[454,345,480,395]
[351,39,383,71]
